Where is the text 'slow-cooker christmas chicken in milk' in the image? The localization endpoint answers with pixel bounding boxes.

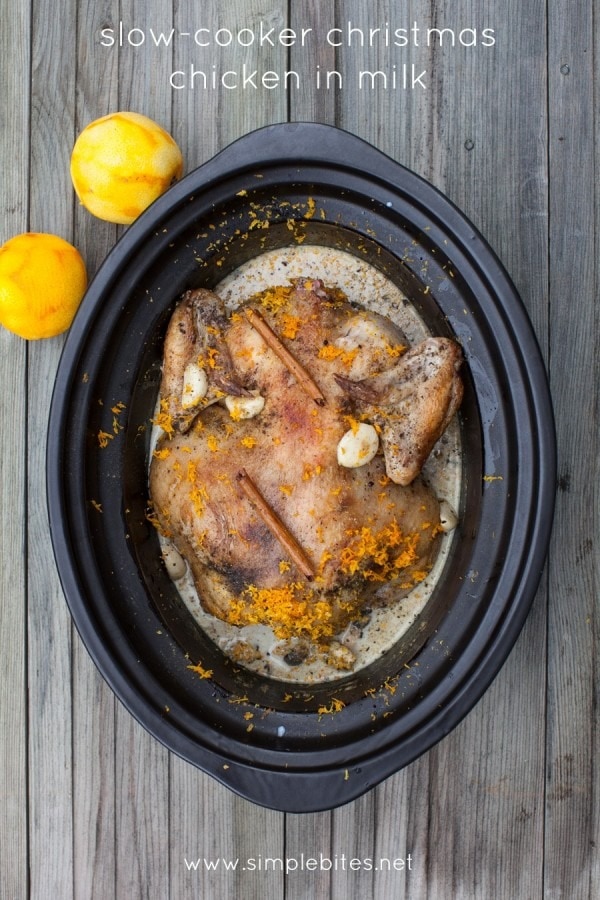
[149,273,463,680]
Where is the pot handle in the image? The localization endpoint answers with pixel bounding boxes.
[207,121,387,174]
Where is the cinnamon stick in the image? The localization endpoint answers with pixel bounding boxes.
[237,468,315,580]
[245,307,325,406]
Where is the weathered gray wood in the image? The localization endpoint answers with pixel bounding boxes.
[0,4,29,898]
[289,0,337,125]
[284,811,333,900]
[593,0,600,889]
[169,755,285,900]
[372,758,431,899]
[545,0,599,896]
[330,792,378,900]
[70,5,121,899]
[72,654,118,900]
[0,328,28,900]
[1,0,598,896]
[26,0,82,897]
[425,612,547,898]
[113,722,170,899]
[172,0,290,170]
[73,0,120,265]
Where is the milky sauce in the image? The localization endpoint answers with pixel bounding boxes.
[152,245,462,683]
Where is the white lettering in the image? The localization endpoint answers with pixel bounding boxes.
[194,29,210,46]
[168,64,299,90]
[184,858,201,871]
[237,28,255,47]
[427,27,456,47]
[215,28,233,47]
[358,65,427,91]
[264,857,284,871]
[184,852,415,873]
[260,23,275,46]
[347,22,365,46]
[99,27,114,47]
[394,27,409,47]
[127,27,146,47]
[359,70,387,89]
[459,28,478,47]
[149,28,175,47]
[242,67,257,89]
[412,68,427,89]
[261,70,278,89]
[316,67,343,89]
[169,70,186,89]
[278,28,296,47]
[222,70,238,89]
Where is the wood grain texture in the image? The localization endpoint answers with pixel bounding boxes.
[0,2,29,897]
[289,0,337,125]
[172,0,290,169]
[0,0,597,896]
[285,811,333,900]
[545,0,599,896]
[26,0,81,897]
[73,0,120,273]
[70,5,120,899]
[72,656,118,900]
[170,755,285,900]
[372,758,431,899]
[0,334,28,900]
[114,721,170,899]
[425,617,547,899]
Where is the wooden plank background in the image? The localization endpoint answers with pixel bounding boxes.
[0,0,597,897]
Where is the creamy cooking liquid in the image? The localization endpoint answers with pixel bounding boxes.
[152,245,462,684]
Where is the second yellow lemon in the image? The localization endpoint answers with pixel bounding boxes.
[0,233,87,340]
[70,111,184,225]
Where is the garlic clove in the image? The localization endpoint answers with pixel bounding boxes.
[181,362,208,410]
[337,422,379,468]
[162,543,187,581]
[225,392,265,420]
[326,640,357,671]
[439,499,458,532]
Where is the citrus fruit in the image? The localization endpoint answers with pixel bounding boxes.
[70,111,184,225]
[0,233,87,340]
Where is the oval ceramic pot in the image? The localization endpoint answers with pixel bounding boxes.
[47,123,555,812]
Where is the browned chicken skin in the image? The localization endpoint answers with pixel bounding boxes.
[335,337,464,486]
[149,279,463,649]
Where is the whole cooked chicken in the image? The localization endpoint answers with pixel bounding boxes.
[149,278,463,656]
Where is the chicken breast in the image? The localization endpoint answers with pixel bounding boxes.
[149,278,463,649]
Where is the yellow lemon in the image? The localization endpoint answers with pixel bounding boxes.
[70,111,184,225]
[0,233,87,340]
